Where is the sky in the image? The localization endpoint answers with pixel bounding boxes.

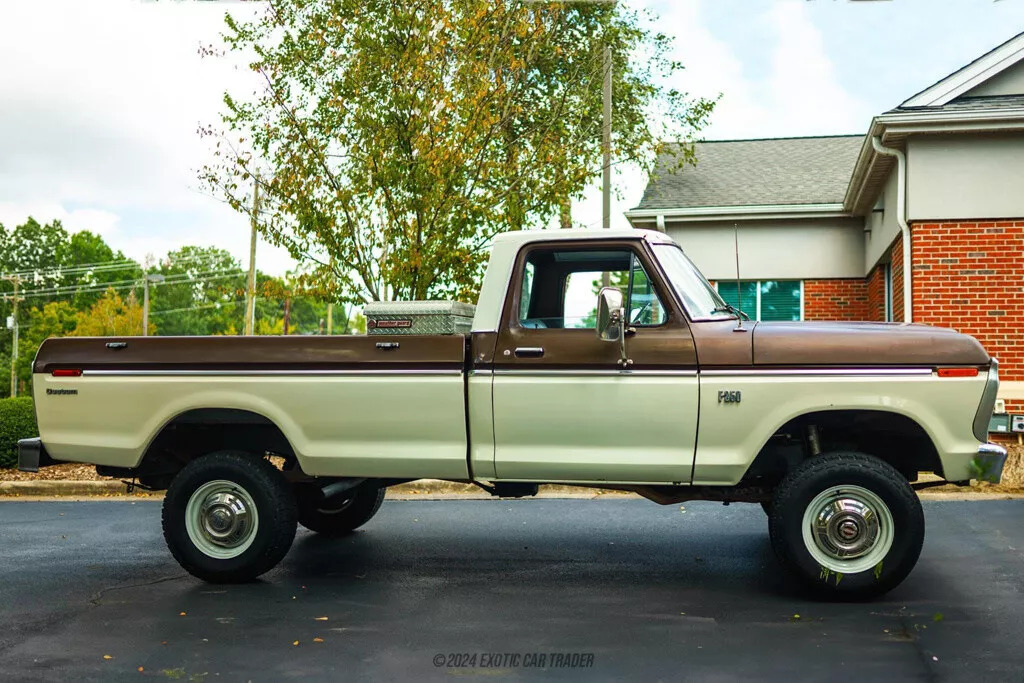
[1,0,1023,275]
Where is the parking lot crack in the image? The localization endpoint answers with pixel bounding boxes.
[88,573,188,607]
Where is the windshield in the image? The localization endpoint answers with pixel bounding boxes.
[652,244,732,320]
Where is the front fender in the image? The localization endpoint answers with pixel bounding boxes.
[694,371,988,485]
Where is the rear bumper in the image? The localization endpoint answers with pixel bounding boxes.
[972,443,1008,484]
[17,438,58,473]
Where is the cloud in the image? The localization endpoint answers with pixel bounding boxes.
[0,0,870,272]
[0,0,282,270]
[568,0,873,229]
[0,203,120,236]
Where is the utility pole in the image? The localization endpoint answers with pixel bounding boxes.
[142,276,150,336]
[244,182,260,335]
[5,276,20,397]
[602,44,612,231]
[601,44,613,289]
[326,303,334,335]
[142,273,165,336]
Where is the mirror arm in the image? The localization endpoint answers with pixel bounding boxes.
[617,314,633,368]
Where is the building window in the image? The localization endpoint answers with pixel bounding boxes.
[883,263,893,322]
[715,280,803,321]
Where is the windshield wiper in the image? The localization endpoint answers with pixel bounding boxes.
[711,304,750,321]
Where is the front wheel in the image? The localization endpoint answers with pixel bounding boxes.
[768,452,924,600]
[296,485,386,536]
[162,452,297,583]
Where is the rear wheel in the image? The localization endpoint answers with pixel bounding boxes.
[768,452,924,600]
[296,485,386,536]
[162,452,297,583]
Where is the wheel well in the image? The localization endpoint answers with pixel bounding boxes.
[743,410,942,484]
[125,409,296,490]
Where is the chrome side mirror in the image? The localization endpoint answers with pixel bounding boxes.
[596,287,631,366]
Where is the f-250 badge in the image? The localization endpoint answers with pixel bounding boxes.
[718,390,741,404]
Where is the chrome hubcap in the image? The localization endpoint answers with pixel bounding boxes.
[801,485,894,574]
[812,496,880,560]
[186,480,259,559]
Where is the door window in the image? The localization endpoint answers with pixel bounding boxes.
[518,248,666,329]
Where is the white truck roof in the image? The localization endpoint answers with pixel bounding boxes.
[472,228,677,333]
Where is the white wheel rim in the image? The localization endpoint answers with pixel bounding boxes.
[801,485,894,575]
[185,480,260,559]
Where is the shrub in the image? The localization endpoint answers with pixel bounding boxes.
[0,398,38,468]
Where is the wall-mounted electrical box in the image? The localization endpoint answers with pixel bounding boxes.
[989,413,1010,433]
[1012,414,1024,434]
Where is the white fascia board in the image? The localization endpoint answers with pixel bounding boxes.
[901,33,1024,108]
[844,110,1024,212]
[876,108,1024,127]
[625,204,847,223]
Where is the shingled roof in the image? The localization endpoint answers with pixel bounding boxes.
[633,135,865,211]
[887,93,1024,114]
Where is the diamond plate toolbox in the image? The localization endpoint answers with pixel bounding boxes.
[364,300,477,335]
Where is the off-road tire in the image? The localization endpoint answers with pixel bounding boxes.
[768,452,924,600]
[162,452,297,583]
[296,485,386,536]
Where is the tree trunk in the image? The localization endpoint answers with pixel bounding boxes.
[559,195,572,229]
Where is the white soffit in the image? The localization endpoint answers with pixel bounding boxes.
[901,32,1024,108]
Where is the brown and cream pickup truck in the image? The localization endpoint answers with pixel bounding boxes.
[21,229,1006,598]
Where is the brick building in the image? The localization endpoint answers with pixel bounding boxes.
[627,32,1024,422]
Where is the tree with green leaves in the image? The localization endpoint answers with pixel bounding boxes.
[201,0,714,305]
[73,289,152,337]
[147,246,246,336]
[13,301,78,389]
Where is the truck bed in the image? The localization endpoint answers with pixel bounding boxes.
[33,335,471,479]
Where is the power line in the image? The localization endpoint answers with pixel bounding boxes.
[11,271,246,301]
[1,261,141,281]
[12,268,245,298]
[0,258,138,277]
[149,299,247,317]
[0,252,245,281]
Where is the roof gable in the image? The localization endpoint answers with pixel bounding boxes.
[961,58,1024,98]
[900,31,1024,108]
[633,136,864,212]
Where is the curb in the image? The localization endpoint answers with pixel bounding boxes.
[1,479,1022,500]
[0,479,616,498]
[0,480,152,497]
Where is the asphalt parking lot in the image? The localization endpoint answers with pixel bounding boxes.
[1,498,1023,682]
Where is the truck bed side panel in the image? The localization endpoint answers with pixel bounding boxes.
[33,335,469,479]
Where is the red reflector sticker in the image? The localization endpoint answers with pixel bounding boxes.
[937,367,979,378]
[51,369,83,377]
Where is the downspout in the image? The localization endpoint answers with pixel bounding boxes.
[871,136,912,323]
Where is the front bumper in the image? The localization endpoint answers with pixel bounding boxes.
[971,443,1008,484]
[17,437,58,473]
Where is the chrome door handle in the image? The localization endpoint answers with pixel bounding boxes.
[514,347,544,358]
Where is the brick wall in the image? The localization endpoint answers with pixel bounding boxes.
[865,264,887,322]
[891,239,905,323]
[910,220,1024,393]
[803,279,870,321]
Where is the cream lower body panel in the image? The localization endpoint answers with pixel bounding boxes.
[694,373,988,485]
[490,372,698,484]
[34,372,469,479]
